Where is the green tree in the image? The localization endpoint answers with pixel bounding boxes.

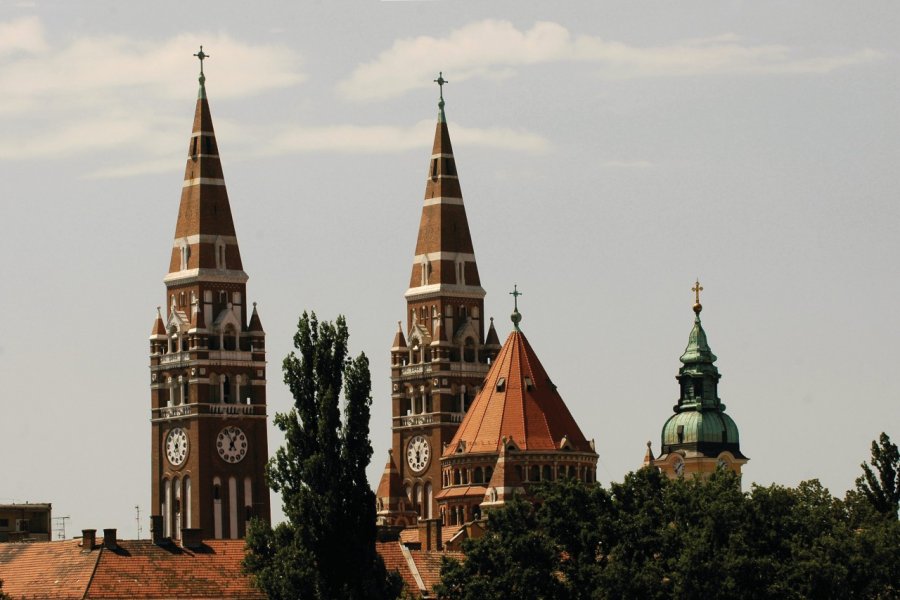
[855,432,899,520]
[0,578,9,600]
[244,312,402,600]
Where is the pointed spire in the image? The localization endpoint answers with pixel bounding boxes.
[166,49,247,284]
[407,74,483,297]
[643,441,655,466]
[150,307,166,338]
[680,280,717,365]
[485,317,501,347]
[392,321,407,351]
[248,302,264,333]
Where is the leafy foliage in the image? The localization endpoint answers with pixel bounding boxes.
[243,312,403,600]
[855,432,899,520]
[438,440,900,600]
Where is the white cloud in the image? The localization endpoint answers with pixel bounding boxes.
[338,20,884,101]
[0,16,47,56]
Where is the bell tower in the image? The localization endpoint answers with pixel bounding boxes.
[149,49,270,541]
[649,281,748,479]
[376,75,501,526]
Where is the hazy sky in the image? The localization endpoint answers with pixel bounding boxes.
[1,0,898,540]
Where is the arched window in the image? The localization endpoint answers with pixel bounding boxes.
[173,477,182,540]
[425,483,433,519]
[223,326,237,351]
[244,478,253,524]
[485,467,493,482]
[222,376,231,403]
[228,477,238,539]
[213,477,223,539]
[543,465,552,481]
[530,465,540,481]
[463,338,475,363]
[184,477,192,528]
[473,467,484,484]
[415,484,423,517]
[163,478,172,538]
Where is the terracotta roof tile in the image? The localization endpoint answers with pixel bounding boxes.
[376,541,418,596]
[445,330,593,456]
[86,540,263,599]
[0,539,97,599]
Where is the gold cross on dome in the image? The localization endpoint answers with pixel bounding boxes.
[692,279,703,305]
[194,46,209,74]
[434,72,448,100]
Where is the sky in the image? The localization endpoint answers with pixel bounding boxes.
[1,0,898,540]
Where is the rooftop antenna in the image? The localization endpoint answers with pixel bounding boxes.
[52,515,70,540]
[135,505,142,540]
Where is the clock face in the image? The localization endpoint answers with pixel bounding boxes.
[217,426,248,464]
[674,458,685,477]
[165,428,188,467]
[406,435,430,472]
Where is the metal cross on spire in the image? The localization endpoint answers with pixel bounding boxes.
[510,284,523,330]
[434,72,448,100]
[194,46,209,74]
[692,279,703,314]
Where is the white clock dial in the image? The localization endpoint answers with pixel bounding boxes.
[406,435,430,472]
[165,428,188,467]
[674,458,685,477]
[217,426,248,464]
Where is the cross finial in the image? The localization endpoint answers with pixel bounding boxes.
[194,46,209,74]
[434,72,448,100]
[510,284,523,330]
[692,279,703,314]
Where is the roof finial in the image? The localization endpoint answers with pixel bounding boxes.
[692,278,703,315]
[510,284,523,330]
[194,46,209,98]
[434,72,448,122]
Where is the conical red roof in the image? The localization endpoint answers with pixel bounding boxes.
[444,330,593,455]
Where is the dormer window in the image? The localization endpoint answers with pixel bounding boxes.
[496,378,506,392]
[179,244,190,270]
[524,376,534,391]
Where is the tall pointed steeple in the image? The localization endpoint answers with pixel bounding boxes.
[407,74,483,299]
[652,281,748,479]
[149,51,270,542]
[165,47,246,289]
[379,76,498,527]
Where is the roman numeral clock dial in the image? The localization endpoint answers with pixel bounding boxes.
[217,426,248,463]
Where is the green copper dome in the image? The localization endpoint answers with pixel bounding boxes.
[658,289,746,460]
[661,411,740,447]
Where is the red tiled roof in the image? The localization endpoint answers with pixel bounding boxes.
[408,548,463,593]
[445,330,593,455]
[0,539,98,599]
[434,485,487,500]
[0,539,263,599]
[87,539,263,599]
[376,541,418,596]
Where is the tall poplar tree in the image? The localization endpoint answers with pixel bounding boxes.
[244,312,402,600]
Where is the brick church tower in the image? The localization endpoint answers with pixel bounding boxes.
[149,52,270,541]
[376,77,501,526]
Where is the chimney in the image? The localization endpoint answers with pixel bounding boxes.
[417,518,442,552]
[103,528,117,550]
[150,515,164,545]
[81,529,96,551]
[180,527,202,550]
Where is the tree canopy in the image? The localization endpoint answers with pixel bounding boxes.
[243,312,402,600]
[438,435,900,600]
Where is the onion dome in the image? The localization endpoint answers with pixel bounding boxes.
[658,281,746,460]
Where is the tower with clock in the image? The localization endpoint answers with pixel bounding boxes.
[376,76,501,526]
[149,51,270,541]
